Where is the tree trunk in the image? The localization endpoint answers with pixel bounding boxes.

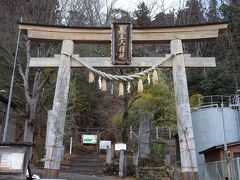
[23,97,38,142]
[122,82,129,143]
[23,66,42,142]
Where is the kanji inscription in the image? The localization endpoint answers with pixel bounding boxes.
[112,23,132,65]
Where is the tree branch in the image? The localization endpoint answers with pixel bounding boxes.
[37,70,55,92]
[128,95,141,111]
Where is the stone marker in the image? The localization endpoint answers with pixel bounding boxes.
[138,112,152,159]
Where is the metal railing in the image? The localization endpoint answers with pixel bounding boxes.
[152,127,177,140]
[198,95,231,108]
[230,90,240,107]
[192,92,240,110]
[198,158,240,180]
[130,126,177,140]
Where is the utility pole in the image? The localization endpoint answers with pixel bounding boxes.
[3,29,21,142]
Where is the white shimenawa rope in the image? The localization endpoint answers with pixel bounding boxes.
[67,54,176,81]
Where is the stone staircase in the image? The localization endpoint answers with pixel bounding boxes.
[67,155,104,175]
[63,144,105,176]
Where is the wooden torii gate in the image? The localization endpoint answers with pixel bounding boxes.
[19,22,227,179]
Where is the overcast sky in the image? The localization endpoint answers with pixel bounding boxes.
[114,0,186,13]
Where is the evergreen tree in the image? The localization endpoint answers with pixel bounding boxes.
[206,0,220,22]
[219,0,240,89]
[186,0,205,24]
[133,2,151,27]
[152,11,175,26]
[176,0,205,25]
[129,71,176,127]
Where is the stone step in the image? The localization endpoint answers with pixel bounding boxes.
[69,167,103,172]
[70,163,104,167]
[72,158,102,162]
[65,155,105,175]
[68,168,103,175]
[67,170,103,176]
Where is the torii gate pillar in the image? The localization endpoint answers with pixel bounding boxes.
[171,39,198,179]
[44,40,74,178]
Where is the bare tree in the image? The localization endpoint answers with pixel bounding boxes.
[0,0,60,143]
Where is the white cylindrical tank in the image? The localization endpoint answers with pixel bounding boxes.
[192,107,240,166]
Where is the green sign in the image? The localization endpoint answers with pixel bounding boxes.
[82,135,97,144]
[83,138,93,143]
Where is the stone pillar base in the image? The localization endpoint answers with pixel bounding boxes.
[44,168,59,178]
[182,172,198,180]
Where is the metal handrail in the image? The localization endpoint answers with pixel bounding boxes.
[194,95,237,110]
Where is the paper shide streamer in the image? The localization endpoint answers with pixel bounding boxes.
[83,55,175,96]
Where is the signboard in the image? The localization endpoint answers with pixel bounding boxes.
[115,143,127,151]
[111,22,132,65]
[0,142,32,180]
[82,134,98,144]
[99,141,111,150]
[0,149,25,173]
